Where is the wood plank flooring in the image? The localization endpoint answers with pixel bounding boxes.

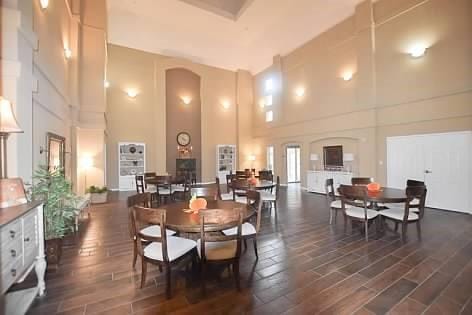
[26,186,472,315]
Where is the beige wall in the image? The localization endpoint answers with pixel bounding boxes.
[252,0,472,186]
[106,44,244,188]
[1,0,107,194]
[165,68,202,180]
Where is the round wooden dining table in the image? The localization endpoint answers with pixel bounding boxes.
[345,187,408,210]
[159,200,254,233]
[250,179,275,190]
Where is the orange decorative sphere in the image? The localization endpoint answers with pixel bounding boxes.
[190,197,207,212]
[248,177,257,185]
[367,182,381,192]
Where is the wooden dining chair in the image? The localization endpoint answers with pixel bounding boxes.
[226,174,236,193]
[191,186,219,201]
[153,175,173,204]
[325,178,351,224]
[197,208,243,295]
[258,170,273,182]
[135,175,158,203]
[223,190,262,259]
[338,185,379,242]
[172,176,190,201]
[230,179,250,204]
[380,186,427,243]
[132,206,196,298]
[260,176,280,216]
[127,193,176,268]
[385,179,426,211]
[216,177,233,201]
[351,177,374,186]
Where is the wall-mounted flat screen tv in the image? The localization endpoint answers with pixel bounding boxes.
[323,145,343,169]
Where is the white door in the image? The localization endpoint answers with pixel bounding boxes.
[387,132,472,213]
[286,146,301,183]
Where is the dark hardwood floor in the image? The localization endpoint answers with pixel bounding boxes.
[26,185,472,315]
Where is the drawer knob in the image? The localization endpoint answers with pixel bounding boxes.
[9,230,16,238]
[10,249,16,257]
[11,269,16,277]
[24,237,30,242]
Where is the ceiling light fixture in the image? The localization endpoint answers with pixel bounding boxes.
[40,0,49,9]
[64,48,72,59]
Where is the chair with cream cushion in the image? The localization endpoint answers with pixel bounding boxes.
[260,176,280,216]
[385,179,425,211]
[380,186,427,243]
[223,190,262,259]
[132,206,196,299]
[325,178,351,224]
[216,177,233,201]
[229,178,250,204]
[339,185,379,242]
[127,193,176,269]
[197,208,243,295]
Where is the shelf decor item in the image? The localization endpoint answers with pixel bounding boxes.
[86,185,108,204]
[119,142,145,191]
[216,144,236,182]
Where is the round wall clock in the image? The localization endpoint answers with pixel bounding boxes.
[177,132,191,146]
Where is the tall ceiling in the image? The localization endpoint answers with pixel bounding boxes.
[107,0,364,74]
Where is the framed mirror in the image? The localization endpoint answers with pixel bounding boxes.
[47,133,66,172]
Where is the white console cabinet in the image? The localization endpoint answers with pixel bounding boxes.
[306,171,353,195]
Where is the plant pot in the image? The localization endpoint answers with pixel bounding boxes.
[46,238,63,267]
[90,192,108,204]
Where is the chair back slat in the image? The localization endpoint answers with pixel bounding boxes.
[259,170,273,181]
[338,184,368,211]
[133,206,170,262]
[325,178,336,202]
[191,186,219,201]
[135,175,145,193]
[246,190,262,233]
[127,193,152,239]
[351,177,373,186]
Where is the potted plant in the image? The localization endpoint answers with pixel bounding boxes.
[29,166,79,267]
[86,185,108,204]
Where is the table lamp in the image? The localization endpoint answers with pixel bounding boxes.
[343,153,355,172]
[0,97,23,178]
[310,154,319,170]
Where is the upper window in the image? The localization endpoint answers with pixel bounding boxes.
[265,111,273,122]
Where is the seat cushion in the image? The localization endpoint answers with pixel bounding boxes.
[220,193,233,201]
[172,185,186,192]
[196,239,237,260]
[260,191,276,201]
[235,196,247,204]
[385,203,420,213]
[140,225,176,237]
[145,186,157,193]
[159,188,171,195]
[380,208,419,221]
[222,222,256,236]
[330,200,352,209]
[144,236,196,262]
[345,207,378,220]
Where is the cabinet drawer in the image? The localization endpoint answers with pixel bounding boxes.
[1,219,22,246]
[1,254,23,293]
[0,237,22,271]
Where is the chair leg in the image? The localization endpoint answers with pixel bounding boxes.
[244,239,247,250]
[343,214,348,234]
[416,221,422,241]
[158,264,163,273]
[401,223,408,243]
[132,242,138,268]
[233,261,240,291]
[253,238,258,259]
[329,208,333,225]
[365,221,369,242]
[201,262,206,296]
[334,210,338,224]
[140,259,147,289]
[166,265,172,299]
[394,222,399,232]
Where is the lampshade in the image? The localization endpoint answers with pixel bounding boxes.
[343,153,355,162]
[0,98,23,134]
[310,154,319,161]
[80,156,94,169]
[248,155,256,161]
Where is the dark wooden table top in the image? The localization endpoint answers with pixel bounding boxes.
[159,200,253,233]
[364,187,407,203]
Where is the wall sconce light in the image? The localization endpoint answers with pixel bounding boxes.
[126,89,138,98]
[221,100,230,109]
[104,80,110,88]
[408,44,427,58]
[64,48,72,59]
[342,71,353,81]
[181,96,192,105]
[40,0,49,9]
[248,155,256,161]
[295,87,305,97]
